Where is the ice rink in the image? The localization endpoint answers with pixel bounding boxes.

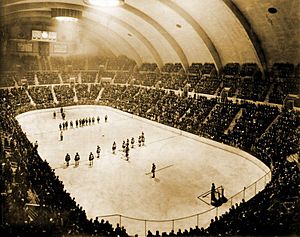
[16,105,270,236]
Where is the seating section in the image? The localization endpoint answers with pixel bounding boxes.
[0,57,299,236]
[50,56,65,71]
[37,72,60,85]
[139,63,158,72]
[0,72,16,87]
[199,101,240,139]
[28,86,54,107]
[114,72,131,84]
[0,58,299,107]
[54,85,75,105]
[222,103,279,151]
[81,71,97,83]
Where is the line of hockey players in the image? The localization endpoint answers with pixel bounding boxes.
[59,115,108,131]
[64,132,145,167]
[65,145,101,168]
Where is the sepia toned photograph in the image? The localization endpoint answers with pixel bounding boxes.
[0,0,299,236]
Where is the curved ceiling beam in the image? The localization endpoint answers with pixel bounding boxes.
[159,0,222,72]
[81,16,143,65]
[86,9,163,67]
[122,3,189,70]
[222,0,267,74]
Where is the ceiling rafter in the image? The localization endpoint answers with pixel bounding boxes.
[86,8,162,67]
[159,0,222,72]
[81,16,143,64]
[222,0,267,75]
[122,3,189,70]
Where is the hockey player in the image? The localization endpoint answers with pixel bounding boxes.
[131,137,135,148]
[96,145,101,158]
[211,183,216,203]
[138,136,142,147]
[59,123,62,131]
[74,152,80,167]
[151,163,156,178]
[105,115,108,123]
[70,121,73,128]
[75,119,78,128]
[53,111,56,119]
[112,141,116,154]
[89,152,94,167]
[141,133,145,146]
[125,146,129,161]
[65,153,71,167]
[122,141,126,152]
[92,117,95,124]
[97,116,100,123]
[60,131,63,141]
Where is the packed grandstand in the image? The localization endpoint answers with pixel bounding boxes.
[0,55,299,236]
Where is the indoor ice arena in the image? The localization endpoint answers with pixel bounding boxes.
[0,0,299,236]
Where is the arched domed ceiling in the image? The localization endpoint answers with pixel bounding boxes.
[1,0,299,71]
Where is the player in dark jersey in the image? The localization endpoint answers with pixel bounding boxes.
[138,136,142,147]
[141,133,145,146]
[65,153,71,167]
[122,141,126,152]
[112,141,116,154]
[105,115,108,123]
[53,111,56,119]
[131,137,135,148]
[74,152,80,167]
[151,163,156,178]
[96,145,101,158]
[211,183,216,203]
[89,152,94,167]
[60,131,63,141]
[125,146,129,161]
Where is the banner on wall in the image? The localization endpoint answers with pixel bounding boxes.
[53,43,68,53]
[17,42,33,52]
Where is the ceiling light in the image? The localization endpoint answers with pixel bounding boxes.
[84,0,125,7]
[55,16,78,22]
[51,8,82,21]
